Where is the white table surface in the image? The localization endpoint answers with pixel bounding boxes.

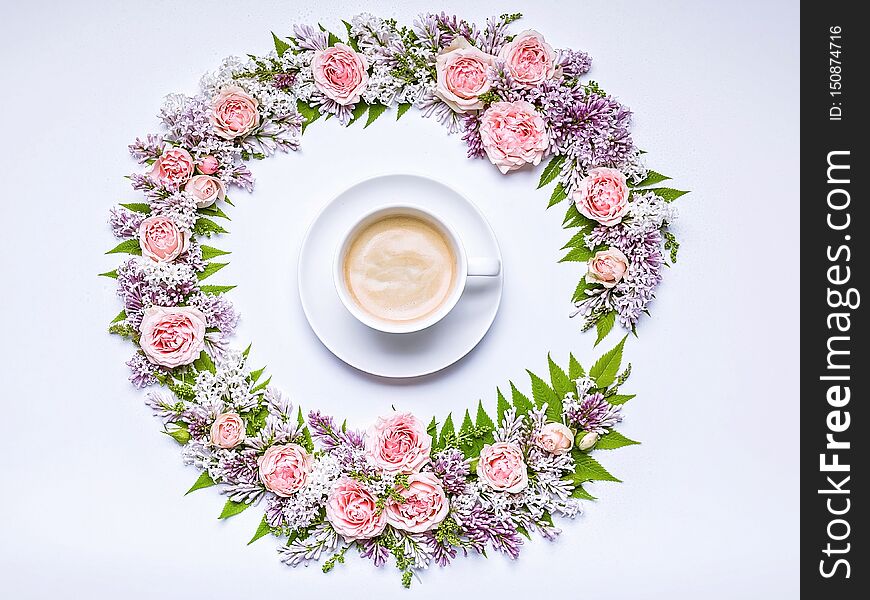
[0,0,799,598]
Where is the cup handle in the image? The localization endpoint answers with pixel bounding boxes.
[468,257,501,277]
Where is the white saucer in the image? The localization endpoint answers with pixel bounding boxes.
[298,174,504,378]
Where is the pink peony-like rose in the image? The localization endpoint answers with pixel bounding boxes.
[326,477,387,540]
[479,101,549,174]
[210,86,260,140]
[210,413,246,449]
[258,444,312,497]
[184,175,226,209]
[138,306,207,368]
[586,248,629,288]
[138,215,189,262]
[149,147,195,187]
[476,442,528,493]
[197,155,220,175]
[385,472,449,533]
[434,37,496,113]
[499,30,557,88]
[364,413,432,475]
[311,44,369,106]
[573,167,630,226]
[535,423,575,455]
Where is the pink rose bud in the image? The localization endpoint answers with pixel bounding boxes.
[434,37,496,113]
[325,477,387,541]
[479,100,550,174]
[476,441,529,493]
[364,413,433,475]
[210,413,246,449]
[385,472,449,533]
[138,306,207,368]
[149,147,195,187]
[138,215,190,262]
[311,44,369,106]
[185,175,226,209]
[535,422,575,455]
[257,444,312,497]
[197,155,220,175]
[573,167,630,226]
[499,30,557,88]
[210,86,260,140]
[578,431,599,451]
[586,248,630,288]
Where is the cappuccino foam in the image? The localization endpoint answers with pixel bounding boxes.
[344,215,456,323]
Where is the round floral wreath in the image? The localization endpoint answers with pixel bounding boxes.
[103,13,686,587]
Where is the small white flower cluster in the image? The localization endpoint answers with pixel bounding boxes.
[624,190,677,236]
[138,258,198,306]
[194,351,257,415]
[278,454,343,531]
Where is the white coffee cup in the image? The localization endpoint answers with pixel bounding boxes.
[334,204,501,334]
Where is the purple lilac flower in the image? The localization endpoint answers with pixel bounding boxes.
[176,239,206,273]
[129,173,171,201]
[149,191,198,230]
[292,24,328,51]
[565,392,623,434]
[431,12,479,48]
[273,73,296,89]
[219,163,255,192]
[432,448,470,495]
[115,258,198,327]
[477,13,520,55]
[129,134,164,164]
[556,48,593,79]
[265,495,290,529]
[188,291,239,334]
[486,61,523,103]
[159,94,216,151]
[182,405,212,440]
[127,352,160,388]
[218,449,260,485]
[358,537,390,567]
[461,113,486,159]
[307,411,372,474]
[109,207,144,238]
[424,530,458,566]
[458,501,523,559]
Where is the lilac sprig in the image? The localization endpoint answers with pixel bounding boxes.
[564,392,623,434]
[129,134,164,163]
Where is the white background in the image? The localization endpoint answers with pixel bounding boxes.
[0,0,799,598]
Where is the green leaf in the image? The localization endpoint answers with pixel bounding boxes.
[110,309,127,324]
[427,417,438,442]
[251,375,272,393]
[349,100,369,125]
[439,413,455,449]
[297,407,314,452]
[198,262,229,281]
[248,515,272,545]
[496,388,510,424]
[572,277,590,303]
[561,227,594,250]
[528,370,558,409]
[647,187,689,202]
[475,400,495,432]
[459,409,474,439]
[570,451,621,483]
[327,31,342,47]
[510,381,534,416]
[105,239,141,255]
[198,204,231,221]
[607,394,636,405]
[249,366,266,384]
[272,31,291,57]
[458,409,475,457]
[365,103,388,128]
[193,350,216,374]
[119,202,152,214]
[560,246,593,263]
[473,400,495,453]
[200,245,231,261]
[193,217,228,237]
[595,311,617,346]
[548,182,568,207]
[548,355,573,397]
[342,21,360,52]
[631,170,670,188]
[99,269,118,279]
[589,335,627,388]
[396,102,412,120]
[185,471,215,495]
[296,100,322,132]
[570,484,597,500]
[165,423,190,445]
[200,284,236,294]
[568,353,584,379]
[516,524,531,540]
[537,155,565,189]
[218,499,251,520]
[595,430,641,450]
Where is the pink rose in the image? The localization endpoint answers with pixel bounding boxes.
[434,37,496,113]
[573,167,630,226]
[197,155,220,175]
[184,175,226,208]
[210,86,260,140]
[210,413,246,449]
[535,423,574,455]
[385,472,449,533]
[149,147,195,187]
[479,101,549,174]
[325,477,387,541]
[138,215,189,262]
[586,248,629,288]
[138,306,207,368]
[476,442,528,493]
[365,413,432,475]
[498,30,557,87]
[311,44,369,106]
[258,444,312,497]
